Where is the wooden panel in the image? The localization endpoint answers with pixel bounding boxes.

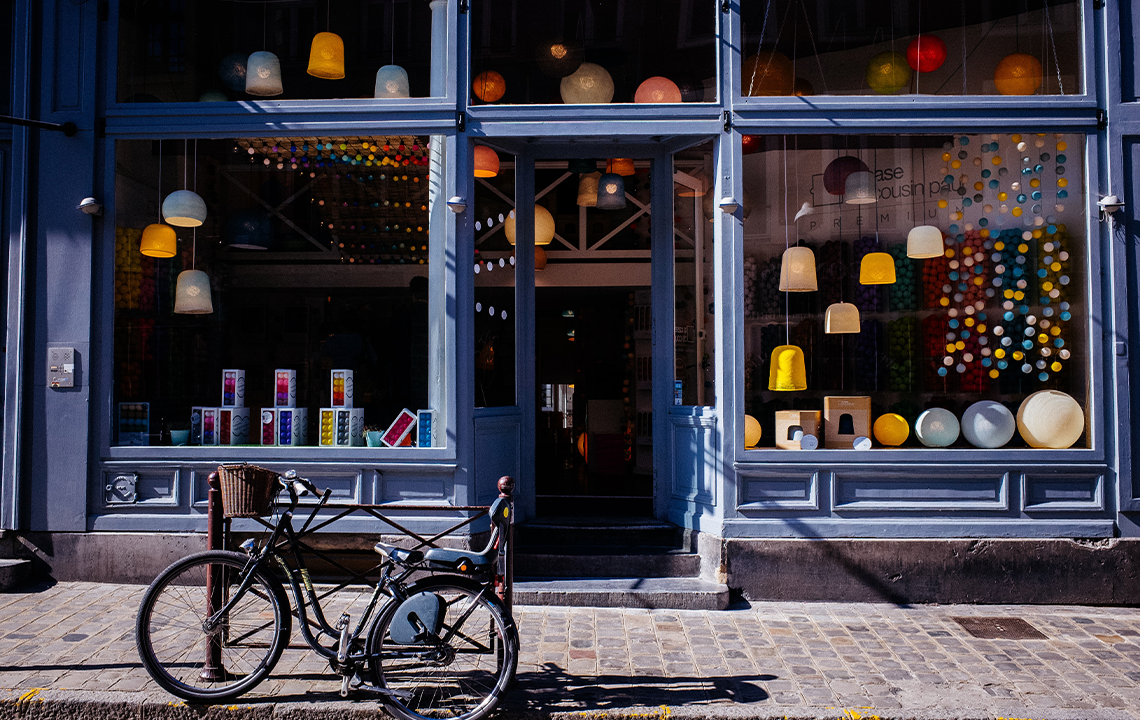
[379,473,446,503]
[671,418,716,505]
[473,412,521,504]
[739,471,820,510]
[833,472,1009,511]
[1022,474,1105,511]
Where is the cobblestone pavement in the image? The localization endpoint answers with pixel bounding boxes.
[1,581,1140,720]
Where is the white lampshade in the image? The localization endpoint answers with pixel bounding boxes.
[844,171,877,204]
[961,400,1017,448]
[794,201,814,221]
[916,408,960,447]
[824,302,861,333]
[1017,390,1084,448]
[560,62,615,104]
[375,65,410,98]
[907,225,944,258]
[174,270,213,314]
[779,247,817,292]
[162,190,207,227]
[245,51,283,96]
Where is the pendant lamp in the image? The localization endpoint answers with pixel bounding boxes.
[859,252,897,284]
[174,268,213,314]
[246,51,283,96]
[473,70,507,102]
[227,210,271,250]
[474,146,500,178]
[536,39,584,78]
[907,225,944,258]
[567,158,598,174]
[844,171,877,204]
[534,246,548,271]
[634,76,682,103]
[141,139,177,258]
[375,65,410,98]
[576,172,601,207]
[824,302,861,334]
[778,247,817,292]
[606,158,636,177]
[595,173,626,210]
[560,62,614,104]
[503,205,556,246]
[768,345,807,391]
[307,32,345,79]
[162,190,207,227]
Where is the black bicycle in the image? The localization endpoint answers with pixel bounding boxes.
[135,469,518,720]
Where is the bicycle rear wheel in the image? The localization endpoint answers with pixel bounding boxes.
[136,550,291,702]
[367,575,518,720]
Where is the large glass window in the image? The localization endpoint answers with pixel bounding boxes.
[741,0,1082,97]
[112,135,444,448]
[674,141,716,407]
[472,144,517,408]
[741,133,1088,451]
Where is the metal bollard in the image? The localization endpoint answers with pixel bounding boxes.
[201,470,225,681]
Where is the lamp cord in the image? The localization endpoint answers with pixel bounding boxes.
[783,134,790,346]
[157,139,162,221]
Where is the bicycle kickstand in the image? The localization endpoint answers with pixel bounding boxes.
[335,613,352,697]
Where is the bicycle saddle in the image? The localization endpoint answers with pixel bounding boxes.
[421,546,496,572]
[373,542,423,565]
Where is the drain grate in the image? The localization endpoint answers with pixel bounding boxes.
[952,616,1048,640]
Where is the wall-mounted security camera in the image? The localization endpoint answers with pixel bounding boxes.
[77,197,103,216]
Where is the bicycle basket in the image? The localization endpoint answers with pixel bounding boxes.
[217,464,279,518]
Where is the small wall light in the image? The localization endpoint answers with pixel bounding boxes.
[1099,195,1125,221]
[446,197,467,214]
[719,197,740,214]
[77,197,102,216]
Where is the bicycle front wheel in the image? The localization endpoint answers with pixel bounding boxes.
[136,550,291,702]
[367,575,518,720]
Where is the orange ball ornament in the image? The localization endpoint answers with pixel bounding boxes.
[866,51,911,94]
[634,76,682,103]
[994,53,1042,95]
[473,70,506,102]
[742,51,794,96]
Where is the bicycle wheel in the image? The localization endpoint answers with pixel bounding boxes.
[367,575,518,720]
[136,550,291,702]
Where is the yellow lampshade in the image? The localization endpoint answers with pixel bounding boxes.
[1017,390,1084,448]
[634,76,681,103]
[744,414,762,448]
[503,205,555,246]
[606,158,635,176]
[306,32,345,79]
[860,252,897,284]
[873,413,910,446]
[768,345,807,391]
[473,70,506,102]
[824,302,861,334]
[994,53,1043,96]
[576,172,601,207]
[907,225,944,258]
[474,146,500,178]
[140,223,177,258]
[778,247,817,292]
[844,171,877,204]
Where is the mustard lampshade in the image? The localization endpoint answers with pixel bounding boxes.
[576,172,601,207]
[606,158,635,176]
[844,171,877,204]
[768,345,807,391]
[503,205,556,246]
[374,65,410,98]
[634,76,682,103]
[859,252,897,284]
[474,146,500,178]
[307,32,345,79]
[744,414,762,448]
[174,269,213,314]
[245,51,283,96]
[162,190,207,227]
[824,302,861,334]
[140,223,177,258]
[778,246,817,292]
[906,225,944,258]
[595,173,627,209]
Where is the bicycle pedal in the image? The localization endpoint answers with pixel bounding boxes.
[335,612,351,630]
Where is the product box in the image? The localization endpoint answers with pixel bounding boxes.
[331,369,353,408]
[276,407,309,446]
[222,369,246,407]
[823,396,872,449]
[118,402,150,446]
[417,409,434,448]
[260,409,277,446]
[274,369,297,408]
[218,407,251,446]
[190,406,207,445]
[775,410,822,450]
[319,407,365,447]
[382,408,418,447]
[200,407,221,446]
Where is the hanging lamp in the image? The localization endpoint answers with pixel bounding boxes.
[536,38,584,78]
[375,65,410,98]
[768,345,807,391]
[606,158,635,176]
[824,303,861,333]
[859,252,897,284]
[474,146,500,178]
[246,51,283,96]
[844,171,877,204]
[778,246,817,292]
[560,62,614,104]
[174,267,214,314]
[162,140,206,227]
[567,158,598,174]
[576,172,601,207]
[473,70,507,102]
[534,246,548,271]
[595,173,626,209]
[634,76,682,103]
[503,205,556,246]
[907,225,944,258]
[141,139,176,258]
[307,32,345,79]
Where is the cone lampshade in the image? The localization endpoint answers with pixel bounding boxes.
[595,173,626,209]
[779,247,818,292]
[907,225,944,258]
[768,345,807,391]
[307,32,345,79]
[374,65,410,98]
[576,172,601,207]
[844,171,877,204]
[245,51,283,96]
[824,302,861,333]
[162,190,207,227]
[174,269,213,314]
[859,252,896,284]
[140,224,177,258]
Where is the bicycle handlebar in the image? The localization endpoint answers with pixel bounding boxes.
[280,470,328,503]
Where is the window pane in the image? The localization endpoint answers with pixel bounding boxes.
[0,0,11,116]
[117,0,443,103]
[741,0,1082,97]
[674,141,716,407]
[473,145,516,408]
[742,133,1088,451]
[113,135,444,448]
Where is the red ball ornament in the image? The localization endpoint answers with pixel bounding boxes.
[742,134,762,155]
[906,34,947,73]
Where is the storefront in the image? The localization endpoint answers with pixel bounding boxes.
[2,0,1138,600]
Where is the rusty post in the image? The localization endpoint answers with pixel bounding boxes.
[201,470,225,681]
[496,475,515,618]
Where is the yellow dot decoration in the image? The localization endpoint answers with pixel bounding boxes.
[978,324,987,333]
[1030,178,1040,188]
[974,181,984,191]
[992,156,1002,165]
[1042,281,1054,291]
[945,343,957,354]
[1013,351,1024,360]
[1012,134,1022,142]
[998,192,1008,201]
[940,297,950,306]
[1014,291,1025,300]
[1051,362,1062,372]
[1057,141,1067,151]
[989,369,1000,379]
[942,152,951,161]
[1012,207,1023,217]
[1017,243,1029,253]
[995,349,1006,359]
[955,340,966,350]
[1051,262,1062,272]
[951,160,961,169]
[965,318,976,327]
[1050,326,1061,336]
[945,249,956,258]
[938,199,948,208]
[1058,178,1068,187]
[995,241,1005,250]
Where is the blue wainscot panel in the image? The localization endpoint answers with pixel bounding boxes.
[473,408,521,505]
[671,409,717,506]
[833,470,1009,511]
[737,468,820,510]
[1022,473,1105,511]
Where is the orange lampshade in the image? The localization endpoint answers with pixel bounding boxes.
[474,145,500,178]
[140,223,177,258]
[534,246,547,271]
[768,345,807,391]
[306,32,345,79]
[634,76,681,103]
[994,53,1043,96]
[859,252,897,284]
[606,158,635,176]
[473,70,507,102]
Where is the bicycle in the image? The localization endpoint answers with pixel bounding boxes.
[135,468,519,720]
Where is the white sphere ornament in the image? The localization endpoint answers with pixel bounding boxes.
[245,51,283,96]
[560,63,615,104]
[915,407,960,447]
[162,190,207,227]
[174,270,213,314]
[1017,390,1084,448]
[960,400,1017,448]
[375,65,410,98]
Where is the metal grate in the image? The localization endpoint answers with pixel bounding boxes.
[952,617,1048,640]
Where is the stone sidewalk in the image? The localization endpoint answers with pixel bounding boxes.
[1,580,1140,720]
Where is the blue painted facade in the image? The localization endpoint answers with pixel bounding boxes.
[1,0,1138,575]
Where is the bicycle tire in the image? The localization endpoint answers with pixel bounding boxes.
[367,574,518,720]
[136,550,291,702]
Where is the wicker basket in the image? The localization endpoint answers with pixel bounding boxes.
[217,464,280,518]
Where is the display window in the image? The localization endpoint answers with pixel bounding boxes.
[740,133,1088,452]
[674,141,717,408]
[472,144,517,409]
[111,135,445,449]
[739,0,1082,98]
[469,0,717,106]
[116,0,446,103]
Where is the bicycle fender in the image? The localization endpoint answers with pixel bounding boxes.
[388,591,446,645]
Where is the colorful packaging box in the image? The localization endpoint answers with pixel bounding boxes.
[382,408,418,447]
[190,406,206,445]
[118,402,150,446]
[276,407,309,446]
[319,407,365,447]
[331,369,353,408]
[221,369,246,407]
[417,409,434,448]
[218,407,251,446]
[274,369,297,408]
[260,409,277,446]
[200,407,221,446]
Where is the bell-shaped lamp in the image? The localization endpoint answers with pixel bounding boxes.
[174,269,213,314]
[859,252,897,284]
[560,62,614,104]
[534,246,548,271]
[606,158,636,176]
[768,345,807,391]
[140,223,177,258]
[375,65,410,98]
[307,32,345,79]
[779,247,818,292]
[503,205,556,246]
[245,51,283,96]
[595,173,626,209]
[634,76,682,103]
[567,158,598,174]
[824,302,861,334]
[907,225,944,258]
[162,190,207,227]
[474,146,500,178]
[844,170,877,204]
[576,172,601,207]
[536,39,584,78]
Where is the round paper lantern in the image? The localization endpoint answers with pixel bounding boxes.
[226,211,271,249]
[474,146,500,178]
[906,34,947,73]
[560,63,614,104]
[595,173,626,209]
[768,345,807,391]
[866,51,911,94]
[907,225,944,258]
[606,158,636,176]
[961,400,1017,448]
[139,223,177,258]
[744,415,762,448]
[823,156,870,196]
[307,32,345,79]
[793,77,814,96]
[916,408,960,447]
[576,172,601,207]
[844,171,877,204]
[634,76,682,103]
[503,205,556,246]
[994,53,1043,96]
[779,247,817,291]
[742,51,794,96]
[534,246,547,271]
[536,40,584,78]
[162,190,207,227]
[859,252,896,285]
[218,53,248,92]
[473,70,506,102]
[742,134,762,155]
[824,302,860,334]
[1017,390,1084,448]
[245,51,283,96]
[174,269,213,314]
[375,65,410,98]
[198,91,228,102]
[874,414,910,446]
